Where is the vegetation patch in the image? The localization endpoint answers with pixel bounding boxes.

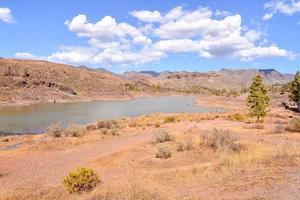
[201,128,240,153]
[163,116,176,123]
[63,167,101,194]
[285,118,300,132]
[156,144,172,159]
[46,122,64,137]
[153,131,174,143]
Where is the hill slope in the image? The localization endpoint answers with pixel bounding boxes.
[0,59,132,105]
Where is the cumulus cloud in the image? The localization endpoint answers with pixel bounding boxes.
[0,7,15,23]
[130,10,162,22]
[15,52,38,59]
[263,0,300,20]
[16,6,293,67]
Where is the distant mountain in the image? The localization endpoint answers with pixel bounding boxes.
[0,58,295,105]
[125,68,293,90]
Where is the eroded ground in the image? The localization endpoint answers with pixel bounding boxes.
[0,95,299,200]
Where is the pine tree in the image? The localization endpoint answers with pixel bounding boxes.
[247,74,270,122]
[289,71,300,112]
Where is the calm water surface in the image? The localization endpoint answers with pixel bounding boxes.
[0,96,224,134]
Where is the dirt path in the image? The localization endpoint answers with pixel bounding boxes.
[0,132,153,194]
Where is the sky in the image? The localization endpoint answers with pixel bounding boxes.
[0,0,299,73]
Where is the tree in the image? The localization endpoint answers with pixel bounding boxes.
[247,74,270,122]
[289,71,300,112]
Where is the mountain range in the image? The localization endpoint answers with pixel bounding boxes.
[0,58,294,105]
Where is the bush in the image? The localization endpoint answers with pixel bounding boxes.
[153,131,174,143]
[201,129,240,153]
[285,118,300,133]
[156,145,172,159]
[64,124,85,137]
[97,121,112,129]
[63,167,100,194]
[86,124,97,131]
[230,113,247,121]
[46,122,64,137]
[177,140,193,152]
[163,116,176,123]
[273,124,285,134]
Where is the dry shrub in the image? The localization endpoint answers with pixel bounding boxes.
[63,167,101,194]
[154,123,160,128]
[163,116,176,123]
[83,181,166,200]
[46,122,64,137]
[2,185,67,200]
[206,143,299,175]
[128,121,137,128]
[230,113,247,122]
[97,120,122,130]
[86,124,97,131]
[64,124,85,137]
[244,124,265,130]
[201,129,240,153]
[156,144,172,159]
[177,140,193,152]
[285,118,300,133]
[153,131,174,143]
[269,124,285,134]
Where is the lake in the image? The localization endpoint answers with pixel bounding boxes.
[0,96,224,135]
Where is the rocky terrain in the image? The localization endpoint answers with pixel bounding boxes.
[125,68,293,91]
[0,58,294,106]
[0,59,133,105]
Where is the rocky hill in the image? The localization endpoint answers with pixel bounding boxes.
[125,68,293,91]
[0,58,294,105]
[0,59,132,105]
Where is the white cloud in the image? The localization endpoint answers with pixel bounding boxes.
[48,46,98,64]
[0,7,15,23]
[263,0,300,20]
[15,52,37,59]
[130,10,162,22]
[215,9,231,17]
[262,13,274,20]
[15,6,293,67]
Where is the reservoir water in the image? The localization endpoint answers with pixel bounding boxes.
[0,96,224,134]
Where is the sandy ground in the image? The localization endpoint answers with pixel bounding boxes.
[0,95,299,200]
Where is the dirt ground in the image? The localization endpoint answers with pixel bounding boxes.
[0,95,299,200]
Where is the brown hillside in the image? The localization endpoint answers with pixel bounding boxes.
[0,59,131,105]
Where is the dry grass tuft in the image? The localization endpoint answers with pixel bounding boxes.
[46,122,64,137]
[64,124,85,137]
[156,144,172,159]
[285,117,300,133]
[201,128,241,153]
[153,131,174,143]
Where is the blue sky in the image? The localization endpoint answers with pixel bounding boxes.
[0,0,299,73]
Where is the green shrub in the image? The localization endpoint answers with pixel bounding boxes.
[154,131,174,143]
[63,167,100,194]
[163,116,176,123]
[230,113,247,121]
[64,124,85,137]
[285,118,300,133]
[156,145,172,159]
[46,122,64,137]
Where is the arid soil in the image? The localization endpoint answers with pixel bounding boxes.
[0,95,299,200]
